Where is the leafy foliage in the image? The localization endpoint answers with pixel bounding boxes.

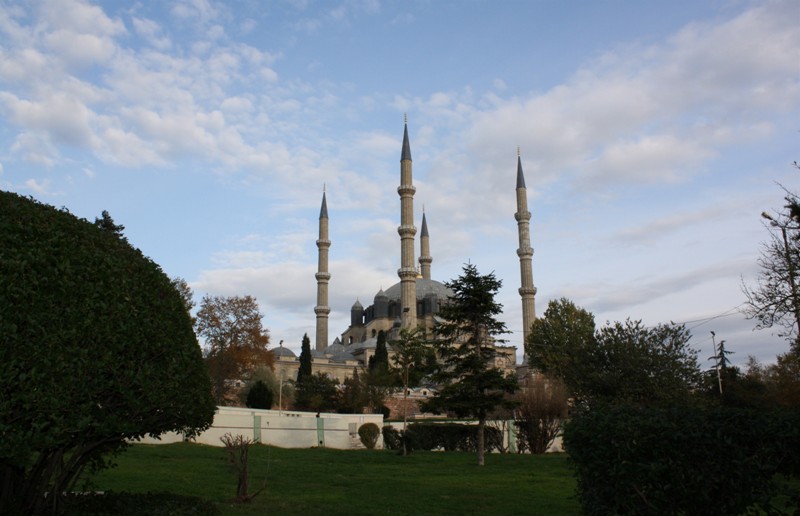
[526,298,596,394]
[382,426,402,451]
[527,299,701,406]
[357,423,381,449]
[423,264,518,465]
[390,327,432,433]
[403,423,504,453]
[245,380,274,409]
[293,372,339,412]
[0,191,215,514]
[195,295,273,405]
[296,333,312,384]
[370,330,389,373]
[171,276,196,323]
[563,404,800,515]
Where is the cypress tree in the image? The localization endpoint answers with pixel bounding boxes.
[297,333,312,384]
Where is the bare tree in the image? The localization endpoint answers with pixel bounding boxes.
[514,375,569,454]
[743,190,800,354]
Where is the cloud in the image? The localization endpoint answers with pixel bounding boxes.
[24,178,54,195]
[132,17,171,50]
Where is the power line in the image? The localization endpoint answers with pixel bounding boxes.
[679,303,746,332]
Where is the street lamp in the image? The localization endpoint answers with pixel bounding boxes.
[761,211,800,339]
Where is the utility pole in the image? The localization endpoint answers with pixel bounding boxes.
[710,331,723,396]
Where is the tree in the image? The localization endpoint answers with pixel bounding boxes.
[170,276,196,322]
[422,264,518,466]
[529,300,701,406]
[293,372,339,412]
[93,209,126,239]
[526,298,596,397]
[370,330,389,373]
[337,368,367,414]
[0,191,215,514]
[390,327,430,451]
[195,295,273,405]
[743,184,800,354]
[245,381,274,409]
[514,375,569,454]
[296,333,312,384]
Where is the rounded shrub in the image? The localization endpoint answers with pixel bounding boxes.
[358,423,381,449]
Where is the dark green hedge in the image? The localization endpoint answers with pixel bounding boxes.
[401,423,503,452]
[563,404,800,515]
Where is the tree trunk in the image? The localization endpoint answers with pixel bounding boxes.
[477,417,485,466]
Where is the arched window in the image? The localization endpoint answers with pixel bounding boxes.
[371,329,377,338]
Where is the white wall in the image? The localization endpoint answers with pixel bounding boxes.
[137,407,384,450]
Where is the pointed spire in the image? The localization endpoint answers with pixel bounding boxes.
[421,210,429,237]
[516,150,526,189]
[401,114,412,162]
[319,189,328,219]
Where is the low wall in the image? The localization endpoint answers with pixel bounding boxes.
[138,407,384,450]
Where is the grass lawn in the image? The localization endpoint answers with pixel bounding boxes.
[83,443,580,515]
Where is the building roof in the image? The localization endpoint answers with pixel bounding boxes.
[382,278,453,301]
[273,346,297,358]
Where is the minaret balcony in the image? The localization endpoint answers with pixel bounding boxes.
[397,185,417,195]
[316,239,331,248]
[516,247,534,258]
[315,272,331,281]
[397,225,417,236]
[314,306,331,315]
[519,286,537,296]
[515,211,531,222]
[397,267,418,279]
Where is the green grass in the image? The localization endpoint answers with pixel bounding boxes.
[83,443,579,515]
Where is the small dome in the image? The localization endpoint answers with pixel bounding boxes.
[272,346,297,358]
[352,299,364,310]
[375,288,388,300]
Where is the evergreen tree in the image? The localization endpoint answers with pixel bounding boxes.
[422,263,518,466]
[245,380,273,409]
[371,330,389,373]
[297,333,312,384]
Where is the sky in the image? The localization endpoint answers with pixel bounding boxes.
[1,0,798,367]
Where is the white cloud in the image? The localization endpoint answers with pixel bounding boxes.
[132,17,171,50]
[24,178,54,195]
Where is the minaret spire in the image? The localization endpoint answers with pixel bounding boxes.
[315,189,331,351]
[515,150,536,348]
[419,207,432,280]
[398,116,417,328]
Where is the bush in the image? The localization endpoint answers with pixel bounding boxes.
[0,192,215,514]
[563,404,800,515]
[358,423,381,449]
[246,380,274,409]
[382,426,402,450]
[404,423,502,452]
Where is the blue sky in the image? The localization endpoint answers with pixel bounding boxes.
[1,0,798,366]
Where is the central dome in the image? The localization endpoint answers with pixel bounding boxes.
[382,278,453,301]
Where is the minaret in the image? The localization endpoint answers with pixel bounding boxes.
[515,149,536,346]
[398,116,418,328]
[315,189,331,351]
[419,209,432,280]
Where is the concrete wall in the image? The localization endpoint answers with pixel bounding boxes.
[137,407,384,450]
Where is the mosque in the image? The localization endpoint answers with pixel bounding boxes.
[273,120,536,384]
